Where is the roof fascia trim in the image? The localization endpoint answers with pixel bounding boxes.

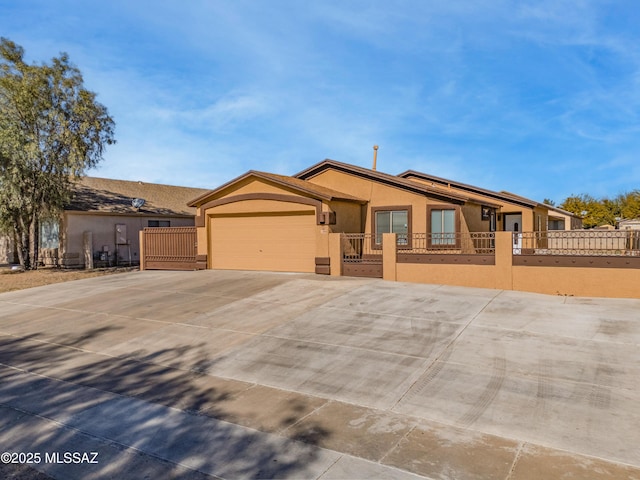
[400,170,538,209]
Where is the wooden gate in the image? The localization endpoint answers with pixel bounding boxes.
[141,227,197,271]
[341,233,383,278]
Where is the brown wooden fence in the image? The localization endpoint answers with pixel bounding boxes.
[140,227,197,271]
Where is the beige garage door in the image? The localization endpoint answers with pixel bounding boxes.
[210,211,316,272]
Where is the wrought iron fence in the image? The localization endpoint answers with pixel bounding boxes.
[341,233,382,263]
[404,232,495,255]
[517,230,640,256]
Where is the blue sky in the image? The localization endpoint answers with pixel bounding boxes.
[2,0,640,203]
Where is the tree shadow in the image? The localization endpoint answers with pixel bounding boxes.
[0,327,333,479]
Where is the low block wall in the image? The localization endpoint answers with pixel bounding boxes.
[330,232,640,299]
[396,263,502,290]
[512,266,640,299]
[397,262,640,299]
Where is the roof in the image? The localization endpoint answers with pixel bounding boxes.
[67,177,210,216]
[187,170,367,207]
[399,170,543,209]
[295,159,469,204]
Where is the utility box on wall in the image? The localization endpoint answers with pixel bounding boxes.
[115,224,127,245]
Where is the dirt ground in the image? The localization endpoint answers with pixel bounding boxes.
[0,266,138,293]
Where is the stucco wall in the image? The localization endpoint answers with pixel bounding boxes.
[533,206,549,232]
[196,226,208,256]
[511,266,640,298]
[396,263,502,290]
[328,200,363,234]
[216,177,300,197]
[206,199,314,215]
[460,204,485,233]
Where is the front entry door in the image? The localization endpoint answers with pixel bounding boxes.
[504,213,523,253]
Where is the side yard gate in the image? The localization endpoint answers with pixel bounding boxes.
[140,227,197,271]
[341,233,383,278]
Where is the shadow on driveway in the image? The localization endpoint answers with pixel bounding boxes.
[0,328,334,479]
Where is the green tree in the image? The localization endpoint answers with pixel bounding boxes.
[0,38,115,269]
[542,198,556,207]
[560,193,613,229]
[617,190,640,220]
[559,191,640,228]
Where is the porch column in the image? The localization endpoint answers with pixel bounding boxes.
[382,233,397,281]
[328,233,342,276]
[494,231,513,291]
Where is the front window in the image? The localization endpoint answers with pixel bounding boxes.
[148,220,171,227]
[548,219,565,230]
[40,220,60,249]
[430,208,457,245]
[372,207,410,247]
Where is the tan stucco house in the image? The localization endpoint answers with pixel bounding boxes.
[188,159,555,273]
[41,177,208,268]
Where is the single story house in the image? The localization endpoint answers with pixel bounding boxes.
[188,159,554,273]
[41,177,209,268]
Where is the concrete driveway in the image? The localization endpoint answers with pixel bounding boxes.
[0,270,639,479]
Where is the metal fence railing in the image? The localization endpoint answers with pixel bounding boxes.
[404,232,495,255]
[341,233,382,263]
[516,230,640,256]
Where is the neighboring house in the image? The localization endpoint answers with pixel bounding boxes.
[619,218,640,230]
[43,177,208,268]
[188,159,551,273]
[397,170,555,234]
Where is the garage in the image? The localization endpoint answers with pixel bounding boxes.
[189,170,365,274]
[209,210,316,272]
